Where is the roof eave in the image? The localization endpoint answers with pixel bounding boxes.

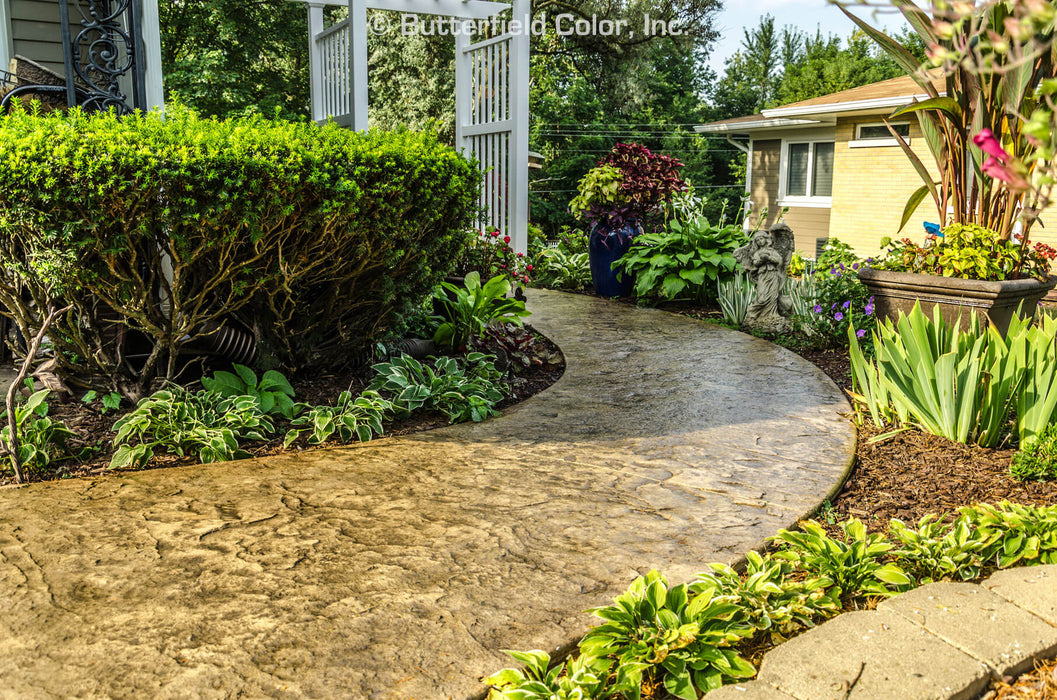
[761,92,946,119]
[694,118,822,134]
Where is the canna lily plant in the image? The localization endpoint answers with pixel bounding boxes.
[838,0,1056,273]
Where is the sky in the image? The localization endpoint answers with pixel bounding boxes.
[707,0,908,73]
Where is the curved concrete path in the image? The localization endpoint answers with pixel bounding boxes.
[0,290,855,699]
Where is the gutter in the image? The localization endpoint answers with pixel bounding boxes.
[762,92,946,119]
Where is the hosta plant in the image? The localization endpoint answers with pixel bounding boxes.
[962,502,1057,567]
[770,519,912,600]
[284,390,391,446]
[111,386,274,468]
[691,551,839,644]
[533,248,592,290]
[889,514,994,584]
[433,272,531,351]
[368,353,506,424]
[202,364,297,418]
[0,386,76,475]
[615,215,745,303]
[578,570,755,699]
[485,650,608,700]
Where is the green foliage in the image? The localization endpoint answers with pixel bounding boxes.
[486,650,607,700]
[816,238,863,273]
[473,324,563,374]
[81,390,122,414]
[771,519,911,599]
[804,264,875,347]
[488,504,1057,699]
[691,551,839,644]
[0,387,75,474]
[110,386,274,468]
[367,353,505,424]
[0,106,479,396]
[1011,423,1057,482]
[717,272,755,326]
[284,390,391,446]
[533,248,592,291]
[433,273,531,351]
[616,216,746,303]
[889,514,993,584]
[847,303,1057,448]
[876,224,1053,281]
[569,165,626,220]
[961,502,1057,567]
[202,364,297,418]
[453,228,531,288]
[578,571,755,699]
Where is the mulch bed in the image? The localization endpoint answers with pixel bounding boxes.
[2,328,564,486]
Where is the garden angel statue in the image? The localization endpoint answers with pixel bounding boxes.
[733,223,796,333]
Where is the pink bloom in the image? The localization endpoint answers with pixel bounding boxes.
[982,156,1029,192]
[973,129,1012,163]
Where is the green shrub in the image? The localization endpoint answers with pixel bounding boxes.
[202,364,297,419]
[615,215,745,303]
[875,224,1054,281]
[533,248,592,290]
[0,105,480,398]
[1010,423,1057,481]
[804,263,875,347]
[110,385,275,468]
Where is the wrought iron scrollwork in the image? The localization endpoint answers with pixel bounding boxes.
[0,0,146,114]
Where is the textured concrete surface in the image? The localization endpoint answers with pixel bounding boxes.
[984,564,1057,626]
[724,567,1057,700]
[0,290,855,699]
[878,582,1057,676]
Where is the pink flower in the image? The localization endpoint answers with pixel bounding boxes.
[973,129,1012,163]
[517,252,524,257]
[982,157,1030,192]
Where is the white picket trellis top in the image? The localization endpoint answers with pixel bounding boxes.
[293,0,511,19]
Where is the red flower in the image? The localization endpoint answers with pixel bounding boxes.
[491,230,500,237]
[973,129,1012,162]
[526,265,533,271]
[503,235,511,243]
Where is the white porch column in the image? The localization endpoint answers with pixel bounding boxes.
[0,0,12,71]
[307,3,325,121]
[348,0,368,131]
[140,0,165,110]
[453,24,470,153]
[508,0,530,255]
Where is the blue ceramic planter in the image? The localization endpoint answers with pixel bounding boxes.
[589,221,639,297]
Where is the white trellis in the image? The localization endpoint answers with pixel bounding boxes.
[301,0,530,254]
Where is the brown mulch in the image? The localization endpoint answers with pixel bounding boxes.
[987,657,1057,699]
[3,330,564,485]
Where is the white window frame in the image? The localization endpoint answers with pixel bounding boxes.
[778,137,834,208]
[849,121,911,148]
[0,0,12,72]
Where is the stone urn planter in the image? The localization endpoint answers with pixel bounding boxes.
[857,267,1057,335]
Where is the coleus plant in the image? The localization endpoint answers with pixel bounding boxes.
[569,143,687,231]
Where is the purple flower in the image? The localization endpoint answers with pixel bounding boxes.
[839,263,845,270]
[842,301,851,309]
[831,302,838,310]
[830,266,837,274]
[856,329,866,338]
[866,258,874,264]
[852,262,860,271]
[834,312,844,321]
[813,305,823,313]
[865,303,875,316]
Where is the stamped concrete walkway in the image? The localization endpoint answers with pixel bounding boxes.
[0,290,855,699]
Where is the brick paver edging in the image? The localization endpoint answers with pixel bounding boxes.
[709,565,1057,700]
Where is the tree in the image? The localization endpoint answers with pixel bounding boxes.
[160,0,309,119]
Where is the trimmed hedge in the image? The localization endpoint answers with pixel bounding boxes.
[0,105,479,397]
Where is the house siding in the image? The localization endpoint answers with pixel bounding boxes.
[828,117,939,256]
[9,0,65,75]
[748,138,831,254]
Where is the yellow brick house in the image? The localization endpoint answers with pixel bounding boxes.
[696,73,1057,259]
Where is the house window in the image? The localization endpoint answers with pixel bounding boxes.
[782,140,834,203]
[850,122,911,148]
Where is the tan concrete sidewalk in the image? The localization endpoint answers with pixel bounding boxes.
[0,290,855,699]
